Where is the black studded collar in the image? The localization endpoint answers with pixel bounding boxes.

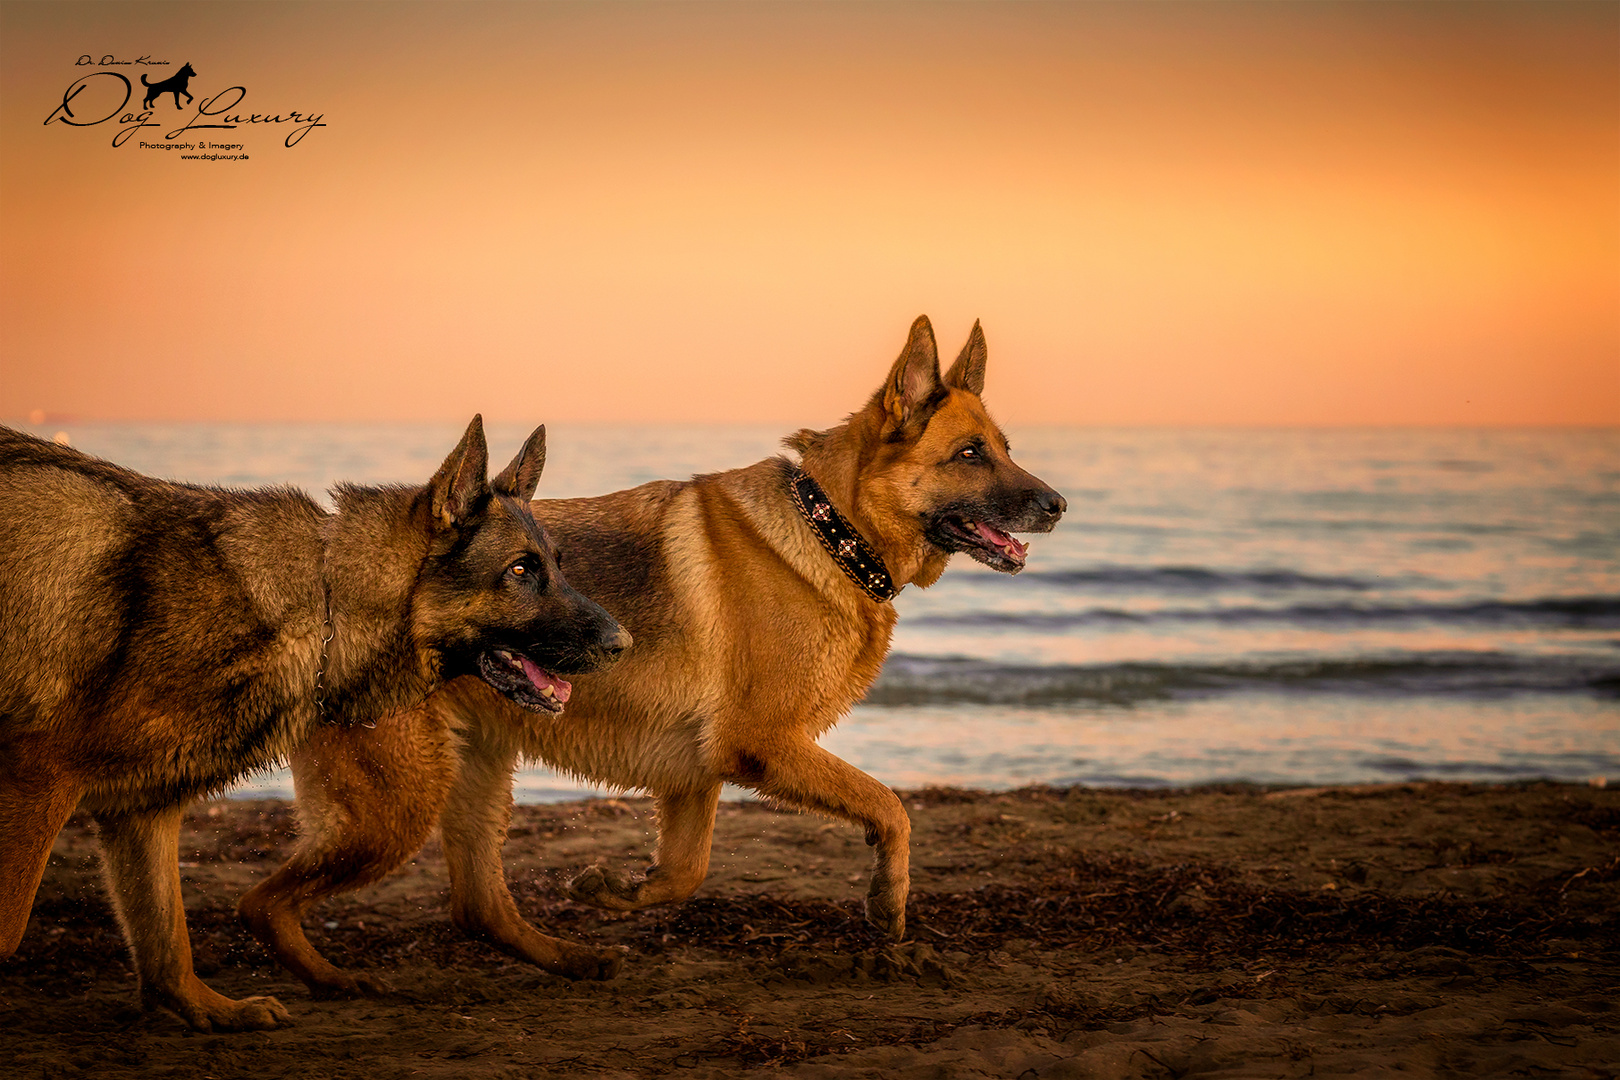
[788,469,898,603]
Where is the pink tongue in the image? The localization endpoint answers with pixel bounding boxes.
[519,657,572,703]
[975,522,1028,561]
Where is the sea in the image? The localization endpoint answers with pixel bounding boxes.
[19,422,1619,801]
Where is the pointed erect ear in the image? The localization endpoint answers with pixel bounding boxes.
[879,315,943,433]
[491,424,547,501]
[429,415,490,528]
[943,319,987,396]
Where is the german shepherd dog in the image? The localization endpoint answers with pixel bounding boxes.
[239,317,1065,996]
[0,418,629,1030]
[141,62,197,110]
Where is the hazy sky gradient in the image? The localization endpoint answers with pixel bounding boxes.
[2,1,1615,426]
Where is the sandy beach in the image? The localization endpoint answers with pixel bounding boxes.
[3,781,1616,1079]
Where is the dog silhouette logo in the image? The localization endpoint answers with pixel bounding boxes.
[141,63,196,110]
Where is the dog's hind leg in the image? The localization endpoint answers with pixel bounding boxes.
[440,719,624,979]
[0,754,83,956]
[95,804,291,1030]
[566,784,721,912]
[238,714,450,998]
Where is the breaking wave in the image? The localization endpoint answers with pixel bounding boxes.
[1010,565,1381,592]
[862,651,1620,707]
[909,596,1620,632]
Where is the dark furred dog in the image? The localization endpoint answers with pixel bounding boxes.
[141,62,197,110]
[0,418,628,1030]
[240,317,1065,996]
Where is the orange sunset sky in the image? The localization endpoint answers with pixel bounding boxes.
[1,1,1616,427]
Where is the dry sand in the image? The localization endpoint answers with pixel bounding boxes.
[3,782,1617,1078]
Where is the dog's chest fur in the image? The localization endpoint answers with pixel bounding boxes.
[510,460,898,790]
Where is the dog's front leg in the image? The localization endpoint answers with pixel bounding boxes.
[567,784,722,911]
[719,736,911,941]
[96,804,291,1030]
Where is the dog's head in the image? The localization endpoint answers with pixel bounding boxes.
[411,417,631,713]
[177,63,196,79]
[790,317,1065,588]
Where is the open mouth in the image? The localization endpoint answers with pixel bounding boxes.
[476,648,574,714]
[938,516,1030,573]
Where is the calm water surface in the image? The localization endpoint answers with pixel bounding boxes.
[25,423,1618,799]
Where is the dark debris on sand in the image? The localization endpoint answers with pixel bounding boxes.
[4,782,1618,1078]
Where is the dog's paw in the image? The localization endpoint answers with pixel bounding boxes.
[182,993,292,1032]
[566,864,640,910]
[559,943,628,981]
[352,970,395,997]
[230,994,294,1030]
[309,970,394,1000]
[566,864,608,903]
[863,892,907,942]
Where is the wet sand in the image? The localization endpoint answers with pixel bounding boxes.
[3,782,1617,1078]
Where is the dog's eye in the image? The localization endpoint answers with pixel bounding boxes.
[957,446,979,460]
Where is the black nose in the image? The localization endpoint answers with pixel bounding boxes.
[1038,490,1066,517]
[600,626,633,661]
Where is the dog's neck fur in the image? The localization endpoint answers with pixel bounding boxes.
[318,484,440,725]
[794,404,952,591]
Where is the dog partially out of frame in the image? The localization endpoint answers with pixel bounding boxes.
[141,62,197,110]
[0,417,630,1030]
[240,316,1066,997]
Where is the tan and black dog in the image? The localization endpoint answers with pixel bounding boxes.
[240,317,1065,996]
[0,418,628,1030]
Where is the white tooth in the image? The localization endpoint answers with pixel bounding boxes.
[540,686,555,698]
[496,649,513,662]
